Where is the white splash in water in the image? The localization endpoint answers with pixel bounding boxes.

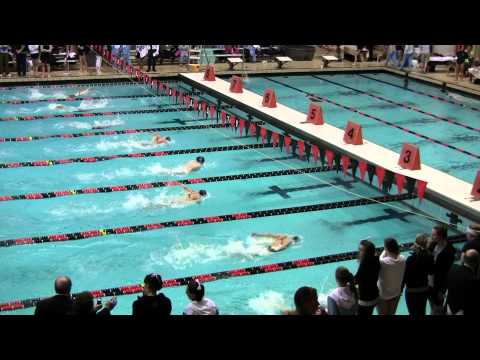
[122,191,193,211]
[162,236,272,270]
[48,204,115,217]
[54,118,124,130]
[76,167,136,182]
[78,99,108,110]
[448,92,477,104]
[29,88,45,100]
[95,137,170,152]
[248,291,288,315]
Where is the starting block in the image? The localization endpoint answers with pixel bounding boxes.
[275,56,293,69]
[227,57,243,70]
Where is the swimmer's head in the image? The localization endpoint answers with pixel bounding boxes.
[199,190,207,197]
[196,156,205,164]
[292,236,301,243]
[165,137,171,141]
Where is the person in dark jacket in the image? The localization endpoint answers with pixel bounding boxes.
[354,239,380,315]
[446,249,480,315]
[34,276,73,317]
[461,223,480,257]
[428,224,456,315]
[70,291,117,316]
[403,234,434,316]
[132,273,172,316]
[13,45,28,77]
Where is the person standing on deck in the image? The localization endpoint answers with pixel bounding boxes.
[428,224,455,315]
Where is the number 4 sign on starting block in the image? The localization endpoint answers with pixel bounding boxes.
[343,121,363,145]
[398,143,421,170]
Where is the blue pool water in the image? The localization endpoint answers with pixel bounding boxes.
[0,73,473,315]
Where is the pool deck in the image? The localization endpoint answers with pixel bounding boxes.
[180,72,480,223]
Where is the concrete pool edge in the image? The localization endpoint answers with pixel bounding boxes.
[180,72,480,223]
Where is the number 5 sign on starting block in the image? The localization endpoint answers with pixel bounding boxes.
[306,103,324,125]
[398,143,421,170]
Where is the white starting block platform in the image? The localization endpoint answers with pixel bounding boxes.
[180,72,480,222]
[275,56,293,68]
[227,57,243,70]
[322,55,339,68]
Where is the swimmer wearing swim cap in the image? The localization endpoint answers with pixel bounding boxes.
[251,233,301,252]
[152,133,171,145]
[179,183,207,203]
[182,156,205,174]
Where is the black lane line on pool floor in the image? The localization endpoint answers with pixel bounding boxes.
[0,143,274,169]
[265,77,480,160]
[311,75,480,134]
[0,94,157,105]
[358,74,480,113]
[0,232,465,312]
[0,193,417,248]
[0,166,332,202]
[0,123,235,143]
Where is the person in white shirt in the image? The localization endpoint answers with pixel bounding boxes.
[136,45,148,70]
[401,45,415,70]
[28,45,40,77]
[327,266,358,315]
[183,280,219,315]
[377,238,406,315]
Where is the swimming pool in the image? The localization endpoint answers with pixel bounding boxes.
[239,72,480,184]
[0,73,472,315]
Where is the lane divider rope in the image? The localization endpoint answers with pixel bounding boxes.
[0,166,332,202]
[0,105,196,122]
[0,232,464,312]
[0,81,137,91]
[358,74,480,113]
[265,77,480,160]
[0,123,231,143]
[0,94,156,105]
[0,143,273,169]
[0,193,416,248]
[312,75,480,134]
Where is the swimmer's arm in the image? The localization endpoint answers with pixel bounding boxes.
[252,233,281,239]
[179,183,194,193]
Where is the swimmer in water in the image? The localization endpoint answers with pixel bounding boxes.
[152,133,171,145]
[182,156,205,174]
[73,88,90,97]
[251,233,301,252]
[179,183,207,204]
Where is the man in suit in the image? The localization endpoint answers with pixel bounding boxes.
[446,250,479,315]
[34,276,73,317]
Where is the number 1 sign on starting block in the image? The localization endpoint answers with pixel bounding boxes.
[471,170,480,200]
[306,103,324,125]
[230,76,243,93]
[343,121,363,145]
[262,89,277,108]
[204,65,216,81]
[398,143,421,170]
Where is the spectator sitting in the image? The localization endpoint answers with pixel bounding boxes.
[183,280,219,315]
[403,234,434,316]
[327,266,358,315]
[461,223,480,256]
[132,273,172,317]
[354,239,380,315]
[71,291,117,316]
[283,286,327,315]
[34,276,73,317]
[377,238,406,315]
[428,224,456,315]
[446,249,480,315]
